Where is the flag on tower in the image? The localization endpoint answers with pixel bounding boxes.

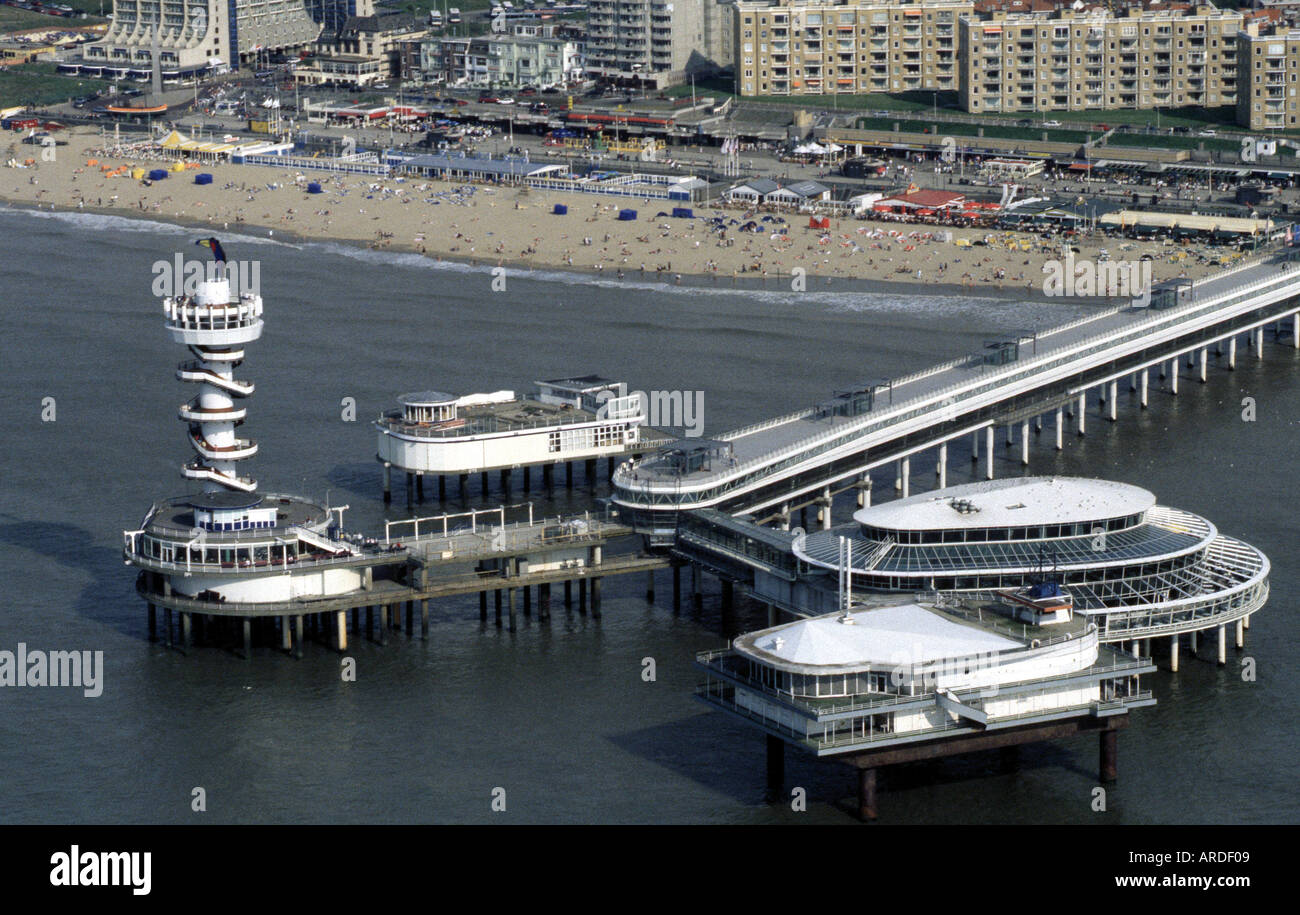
[195,237,227,264]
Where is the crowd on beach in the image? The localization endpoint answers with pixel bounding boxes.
[0,128,1236,294]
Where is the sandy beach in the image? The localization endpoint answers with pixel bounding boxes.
[4,127,1233,293]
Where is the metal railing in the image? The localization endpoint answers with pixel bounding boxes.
[618,256,1300,500]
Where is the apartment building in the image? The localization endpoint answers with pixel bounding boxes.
[1237,21,1300,129]
[419,23,583,88]
[293,9,427,88]
[586,0,724,87]
[958,1,1242,113]
[71,0,325,77]
[732,0,974,97]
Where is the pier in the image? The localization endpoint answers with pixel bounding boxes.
[133,503,669,657]
[614,250,1300,537]
[375,379,672,505]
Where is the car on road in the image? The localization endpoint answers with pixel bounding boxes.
[478,95,498,103]
[1043,119,1062,127]
[1197,129,1217,137]
[496,97,515,105]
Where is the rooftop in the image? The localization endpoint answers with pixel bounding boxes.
[734,602,1022,673]
[854,477,1155,532]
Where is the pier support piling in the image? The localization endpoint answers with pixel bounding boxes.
[938,443,948,489]
[1218,625,1227,666]
[1140,370,1149,408]
[1170,636,1179,672]
[378,606,388,646]
[164,607,173,649]
[480,589,487,622]
[1199,348,1208,383]
[646,570,656,603]
[181,612,192,655]
[857,767,878,822]
[591,578,602,618]
[900,459,910,499]
[985,426,994,480]
[564,579,572,609]
[416,473,424,502]
[1055,408,1063,451]
[1108,381,1117,421]
[1228,337,1237,370]
[494,589,502,626]
[294,615,304,660]
[147,604,157,643]
[766,736,784,792]
[672,564,681,612]
[508,588,516,633]
[539,583,551,621]
[1020,421,1029,466]
[1100,729,1118,783]
[336,611,348,653]
[1077,393,1086,435]
[1236,618,1244,649]
[383,463,392,504]
[242,618,252,660]
[578,578,587,615]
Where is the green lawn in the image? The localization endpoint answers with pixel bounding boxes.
[0,2,105,32]
[0,62,99,108]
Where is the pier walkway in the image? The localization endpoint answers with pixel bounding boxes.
[614,250,1300,535]
[135,502,669,657]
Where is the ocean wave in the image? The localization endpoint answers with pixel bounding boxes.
[2,205,1082,325]
[296,238,1070,321]
[0,204,298,249]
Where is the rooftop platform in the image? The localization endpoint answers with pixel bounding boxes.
[138,492,329,542]
[735,601,1023,673]
[852,477,1156,532]
[380,396,622,439]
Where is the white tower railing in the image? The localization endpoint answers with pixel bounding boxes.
[164,274,264,493]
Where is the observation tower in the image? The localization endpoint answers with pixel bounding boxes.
[169,242,261,493]
[124,241,370,657]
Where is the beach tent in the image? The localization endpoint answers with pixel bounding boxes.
[148,169,168,181]
[808,216,830,229]
[194,173,213,185]
[553,203,568,215]
[617,209,637,221]
[671,207,693,219]
[131,168,145,180]
[307,182,323,194]
[169,162,186,172]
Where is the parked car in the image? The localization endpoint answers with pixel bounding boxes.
[1043,119,1062,127]
[496,97,515,105]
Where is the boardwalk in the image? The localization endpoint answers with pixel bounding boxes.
[614,250,1300,532]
